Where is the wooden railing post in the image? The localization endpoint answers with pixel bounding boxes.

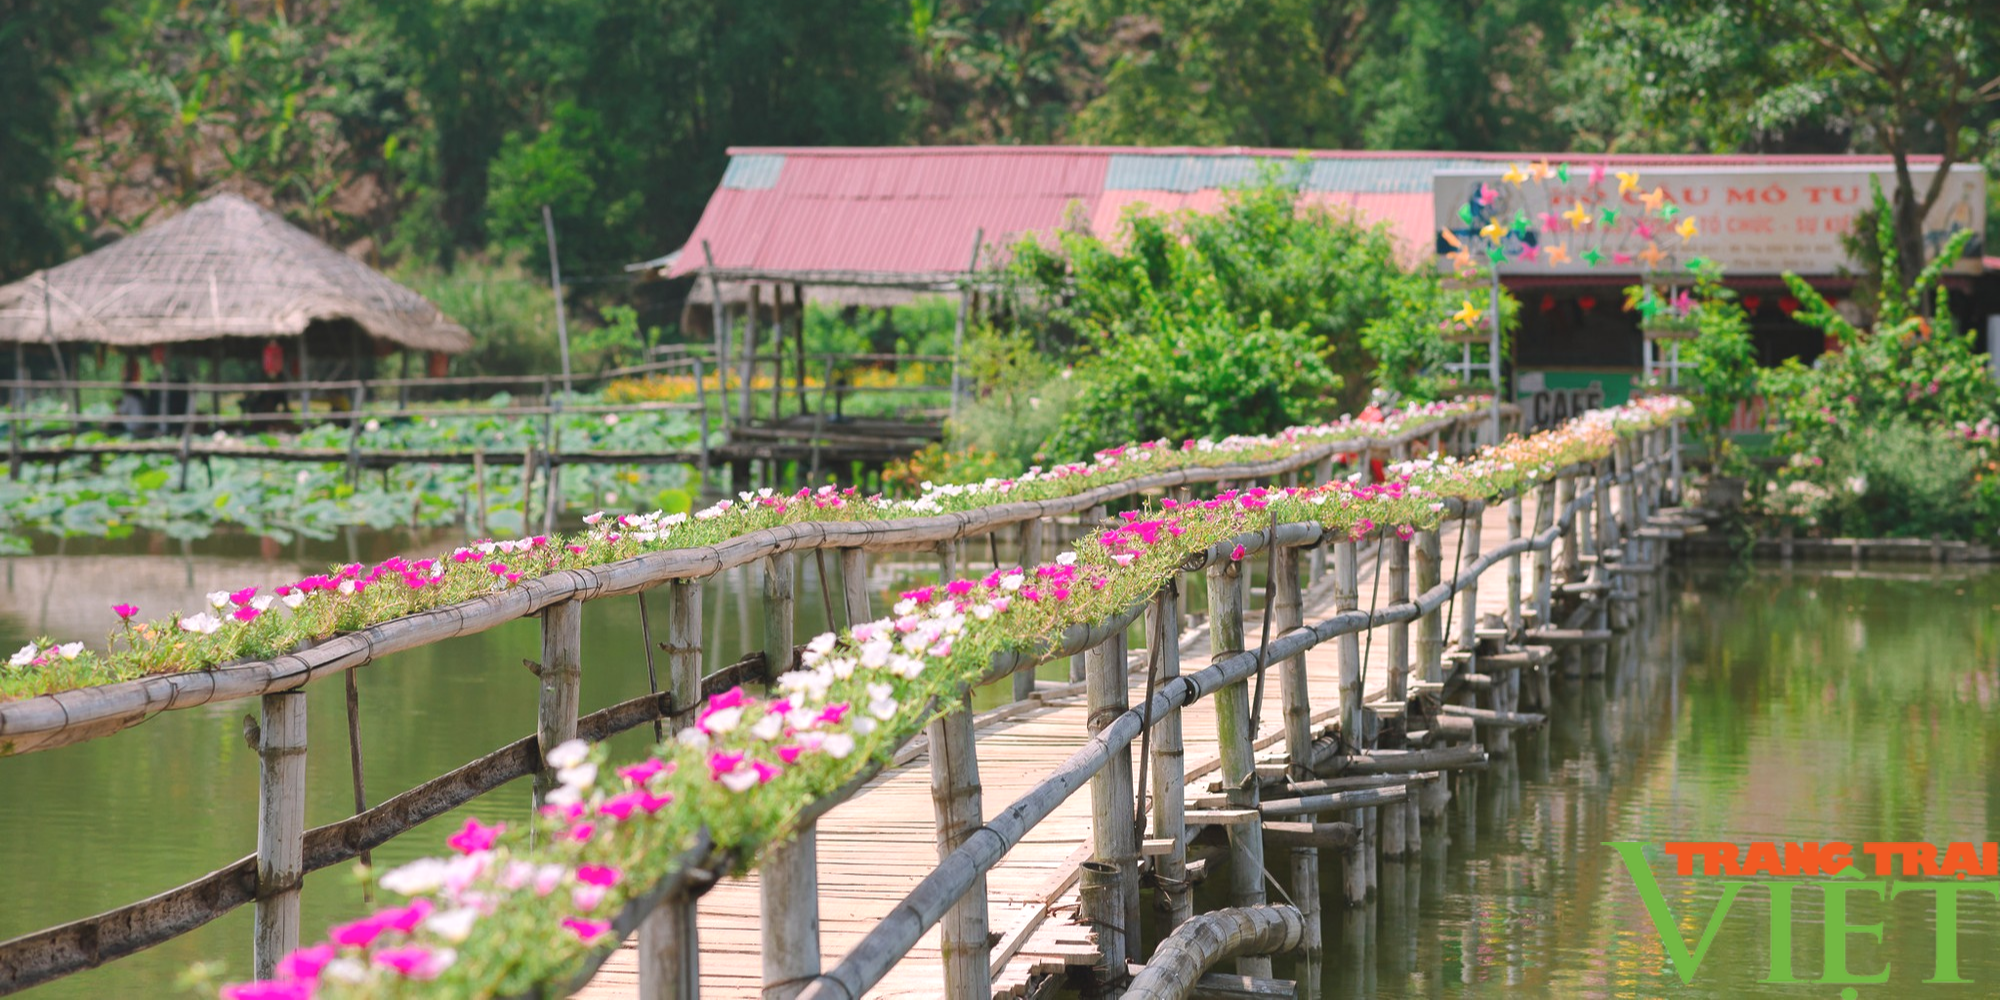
[838,549,869,628]
[1505,496,1523,636]
[252,690,307,979]
[639,892,700,1000]
[1532,481,1556,625]
[1309,456,1334,581]
[537,599,583,791]
[1333,539,1362,748]
[1457,508,1482,654]
[667,579,703,730]
[764,553,795,678]
[1387,535,1410,704]
[1668,419,1684,505]
[760,823,819,1000]
[1145,584,1192,930]
[1205,557,1269,977]
[1555,474,1580,584]
[1013,518,1044,702]
[1274,543,1311,782]
[927,690,990,998]
[1084,628,1139,971]
[1415,528,1443,684]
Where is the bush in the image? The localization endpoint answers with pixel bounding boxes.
[396,256,560,376]
[948,325,1076,470]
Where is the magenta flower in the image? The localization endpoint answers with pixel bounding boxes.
[616,758,667,784]
[641,791,674,814]
[112,603,139,621]
[1230,544,1247,561]
[567,822,596,844]
[776,745,804,764]
[817,703,850,726]
[576,864,622,887]
[707,751,746,781]
[751,759,783,784]
[328,914,390,949]
[220,981,313,1000]
[233,606,261,623]
[372,944,452,979]
[597,791,645,821]
[562,917,611,944]
[380,898,434,934]
[445,817,504,855]
[945,579,973,597]
[229,587,258,606]
[274,943,336,982]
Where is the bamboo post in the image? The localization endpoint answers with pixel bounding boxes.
[763,553,795,678]
[543,428,561,536]
[928,690,990,997]
[1457,510,1482,655]
[639,893,700,1000]
[1146,585,1192,929]
[693,357,711,482]
[1387,536,1410,703]
[760,823,820,1000]
[1206,558,1269,977]
[1085,627,1140,968]
[1012,518,1044,702]
[1415,528,1443,684]
[1274,543,1311,782]
[740,285,760,428]
[1333,540,1362,748]
[1532,481,1556,625]
[1292,844,1322,1000]
[1614,440,1637,561]
[1669,420,1684,505]
[252,690,307,979]
[666,578,704,728]
[702,242,729,429]
[839,549,869,628]
[537,600,583,791]
[1556,474,1580,583]
[1505,496,1523,637]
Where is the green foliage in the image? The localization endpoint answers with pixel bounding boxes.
[1762,421,1984,539]
[948,326,1078,470]
[395,257,558,377]
[1361,279,1520,402]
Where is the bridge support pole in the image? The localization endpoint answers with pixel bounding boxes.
[764,553,795,679]
[1457,507,1482,658]
[1415,529,1442,686]
[1085,626,1139,971]
[930,693,991,998]
[1333,539,1362,753]
[1387,535,1410,706]
[1555,473,1579,584]
[1206,557,1269,977]
[1506,496,1523,638]
[537,599,583,793]
[1532,481,1555,627]
[639,892,700,1000]
[1146,584,1192,930]
[252,689,306,979]
[1275,543,1310,783]
[760,824,819,1000]
[839,549,868,628]
[667,579,703,730]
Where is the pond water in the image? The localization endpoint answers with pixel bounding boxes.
[1308,563,2000,998]
[6,542,1999,997]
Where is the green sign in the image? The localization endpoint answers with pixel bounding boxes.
[1515,370,1634,430]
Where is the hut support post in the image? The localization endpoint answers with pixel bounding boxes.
[1275,543,1311,782]
[639,892,700,1000]
[740,285,760,428]
[537,600,583,792]
[1146,584,1192,930]
[667,579,703,729]
[931,693,990,997]
[252,690,307,979]
[1206,558,1269,977]
[1085,628,1139,969]
[760,822,820,1000]
[1387,536,1410,704]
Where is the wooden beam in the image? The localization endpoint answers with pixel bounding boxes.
[252,691,306,978]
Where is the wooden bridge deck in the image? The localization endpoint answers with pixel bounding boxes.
[578,499,1538,999]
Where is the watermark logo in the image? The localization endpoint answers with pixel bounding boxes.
[1608,840,2000,992]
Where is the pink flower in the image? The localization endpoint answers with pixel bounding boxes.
[112,603,139,620]
[229,587,258,606]
[751,759,783,784]
[220,981,313,1000]
[1230,545,1247,561]
[945,579,974,597]
[328,914,390,949]
[617,758,668,784]
[571,884,607,911]
[598,791,645,821]
[640,791,674,814]
[372,944,453,979]
[817,703,850,726]
[446,818,504,855]
[562,917,611,944]
[777,745,804,764]
[576,864,622,887]
[707,751,745,782]
[567,822,596,844]
[380,898,434,933]
[275,943,336,982]
[233,606,262,623]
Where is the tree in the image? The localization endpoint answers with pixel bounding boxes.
[1579,0,2000,285]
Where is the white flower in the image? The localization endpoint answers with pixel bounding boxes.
[546,739,591,769]
[250,595,275,612]
[9,643,37,667]
[322,958,369,983]
[337,579,357,596]
[858,639,893,669]
[282,591,307,610]
[55,642,83,660]
[555,762,597,790]
[702,706,743,734]
[583,511,605,525]
[426,908,479,943]
[1000,574,1024,592]
[1056,552,1076,566]
[544,783,583,807]
[379,858,450,896]
[295,470,311,486]
[749,713,783,742]
[1847,475,1868,496]
[207,590,231,609]
[720,767,759,793]
[364,419,381,433]
[869,696,899,719]
[852,716,876,736]
[893,598,918,616]
[822,733,855,759]
[180,613,222,635]
[603,413,620,426]
[676,728,711,750]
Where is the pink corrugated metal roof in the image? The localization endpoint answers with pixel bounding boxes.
[662,146,1949,280]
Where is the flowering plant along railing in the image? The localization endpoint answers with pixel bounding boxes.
[213,396,1689,999]
[0,398,1486,752]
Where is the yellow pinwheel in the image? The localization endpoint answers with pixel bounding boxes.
[1615,171,1640,195]
[1544,243,1571,265]
[1639,186,1668,213]
[1675,216,1699,241]
[1452,299,1484,327]
[1479,219,1507,242]
[1562,201,1592,228]
[1502,163,1527,186]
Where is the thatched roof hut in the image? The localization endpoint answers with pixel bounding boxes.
[0,193,471,354]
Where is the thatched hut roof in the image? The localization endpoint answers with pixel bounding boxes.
[0,193,472,353]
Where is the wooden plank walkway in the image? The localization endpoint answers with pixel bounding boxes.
[579,497,1545,999]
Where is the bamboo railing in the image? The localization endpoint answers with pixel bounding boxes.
[0,405,1506,995]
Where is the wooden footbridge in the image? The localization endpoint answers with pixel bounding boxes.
[0,403,1699,1000]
